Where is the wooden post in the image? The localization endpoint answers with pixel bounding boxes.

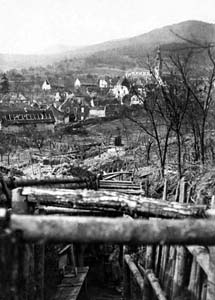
[162,178,167,201]
[159,245,169,285]
[145,245,154,269]
[172,179,187,299]
[207,195,215,300]
[123,257,131,300]
[163,246,176,298]
[12,188,43,300]
[188,257,201,300]
[34,243,45,300]
[179,177,186,204]
[154,245,162,276]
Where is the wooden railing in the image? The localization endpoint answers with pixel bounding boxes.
[1,175,215,299]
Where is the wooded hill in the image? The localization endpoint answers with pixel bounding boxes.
[1,20,215,72]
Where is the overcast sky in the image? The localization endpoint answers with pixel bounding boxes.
[0,0,214,54]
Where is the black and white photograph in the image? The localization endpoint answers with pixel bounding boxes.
[0,0,215,299]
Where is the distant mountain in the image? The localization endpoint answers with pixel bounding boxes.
[72,20,215,56]
[77,20,215,70]
[0,20,215,71]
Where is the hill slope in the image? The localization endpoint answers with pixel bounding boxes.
[1,20,215,71]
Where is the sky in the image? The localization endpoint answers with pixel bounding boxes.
[0,0,215,54]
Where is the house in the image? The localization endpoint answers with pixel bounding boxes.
[42,80,51,91]
[111,77,129,104]
[59,95,90,122]
[0,109,55,133]
[74,78,81,89]
[98,78,108,89]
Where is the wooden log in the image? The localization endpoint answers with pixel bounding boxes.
[100,179,134,184]
[37,206,123,217]
[36,182,94,189]
[99,188,143,195]
[9,214,215,244]
[124,254,150,300]
[99,183,141,190]
[138,264,167,300]
[103,172,133,181]
[5,175,97,188]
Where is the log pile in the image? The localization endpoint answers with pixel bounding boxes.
[19,187,209,219]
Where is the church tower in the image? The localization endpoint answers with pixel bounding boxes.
[154,46,164,86]
[154,46,162,78]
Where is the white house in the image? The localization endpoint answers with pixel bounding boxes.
[74,78,81,88]
[55,92,61,102]
[111,85,129,103]
[99,78,108,89]
[42,80,51,91]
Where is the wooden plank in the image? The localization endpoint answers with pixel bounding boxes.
[53,267,89,300]
[207,195,215,300]
[186,246,209,276]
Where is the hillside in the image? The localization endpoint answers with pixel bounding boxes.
[0,20,215,71]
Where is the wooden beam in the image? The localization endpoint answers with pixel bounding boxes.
[8,214,215,244]
[207,195,215,300]
[186,246,209,276]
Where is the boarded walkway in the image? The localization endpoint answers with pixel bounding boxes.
[53,267,89,300]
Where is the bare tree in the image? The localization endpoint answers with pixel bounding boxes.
[168,32,215,165]
[126,84,173,177]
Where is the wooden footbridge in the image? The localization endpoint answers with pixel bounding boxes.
[0,172,215,300]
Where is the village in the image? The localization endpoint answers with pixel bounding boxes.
[1,2,215,299]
